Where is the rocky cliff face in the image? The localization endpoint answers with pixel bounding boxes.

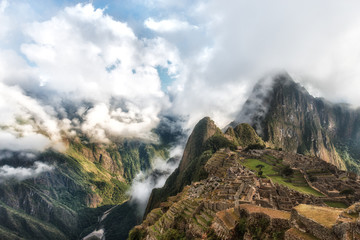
[233,73,360,172]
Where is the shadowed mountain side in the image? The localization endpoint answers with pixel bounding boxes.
[79,201,143,240]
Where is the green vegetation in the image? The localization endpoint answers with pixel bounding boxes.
[256,164,265,169]
[204,134,237,153]
[245,143,266,151]
[0,225,26,240]
[242,159,277,175]
[147,149,214,214]
[324,201,348,209]
[271,231,286,240]
[67,140,171,239]
[241,157,323,196]
[145,117,220,215]
[66,143,130,206]
[207,228,221,240]
[188,117,219,158]
[270,176,322,196]
[248,215,270,240]
[234,218,247,239]
[159,228,186,240]
[281,165,294,177]
[128,227,146,240]
[65,138,171,206]
[340,189,355,196]
[233,123,265,147]
[256,164,265,177]
[336,142,360,174]
[91,179,129,205]
[0,201,68,240]
[119,141,169,182]
[99,202,143,240]
[0,135,171,240]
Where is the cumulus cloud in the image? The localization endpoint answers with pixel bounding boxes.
[20,4,180,100]
[167,0,360,128]
[19,3,181,142]
[3,0,360,151]
[0,161,54,183]
[0,0,7,11]
[0,2,183,147]
[0,82,65,151]
[0,0,11,39]
[145,18,197,32]
[80,103,162,142]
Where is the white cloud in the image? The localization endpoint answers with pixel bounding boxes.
[0,132,51,152]
[0,49,38,87]
[0,0,10,39]
[19,4,181,142]
[81,102,162,142]
[3,0,360,150]
[0,3,183,147]
[0,0,8,12]
[0,82,65,151]
[0,0,41,48]
[144,18,197,32]
[161,0,360,128]
[20,4,180,101]
[0,161,54,183]
[129,145,182,214]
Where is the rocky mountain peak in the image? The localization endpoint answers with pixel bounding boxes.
[233,73,306,130]
[179,117,219,172]
[232,73,360,172]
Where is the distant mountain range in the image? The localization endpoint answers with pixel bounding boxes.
[0,115,186,240]
[1,73,360,240]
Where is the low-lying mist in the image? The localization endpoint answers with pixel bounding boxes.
[0,161,53,183]
[128,145,183,215]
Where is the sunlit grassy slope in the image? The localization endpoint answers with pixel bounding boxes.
[241,156,323,196]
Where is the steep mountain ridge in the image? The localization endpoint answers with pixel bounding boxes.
[0,137,170,239]
[145,117,221,216]
[234,73,360,172]
[144,118,265,217]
